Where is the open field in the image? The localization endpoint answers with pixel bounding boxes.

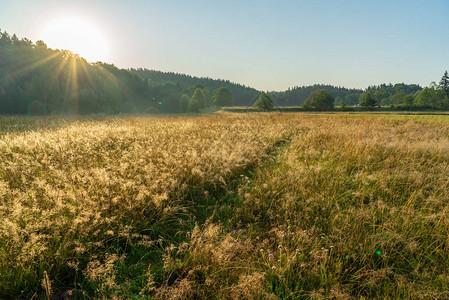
[1,113,449,299]
[222,106,449,115]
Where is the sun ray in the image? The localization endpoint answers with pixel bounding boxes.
[52,55,70,82]
[79,60,96,89]
[10,52,60,78]
[63,56,79,112]
[96,63,139,99]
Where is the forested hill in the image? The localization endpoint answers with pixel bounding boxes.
[130,70,365,107]
[0,41,149,115]
[272,83,423,106]
[130,69,259,106]
[0,30,258,115]
[272,85,364,106]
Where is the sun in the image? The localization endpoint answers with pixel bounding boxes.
[39,16,110,63]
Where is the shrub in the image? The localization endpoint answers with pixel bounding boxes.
[254,92,274,110]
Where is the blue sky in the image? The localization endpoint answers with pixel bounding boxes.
[1,0,448,91]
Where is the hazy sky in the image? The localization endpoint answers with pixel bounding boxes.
[1,0,448,91]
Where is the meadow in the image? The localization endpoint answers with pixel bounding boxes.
[1,112,449,299]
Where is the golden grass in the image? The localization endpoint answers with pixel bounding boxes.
[1,113,449,298]
[0,113,293,297]
[157,115,449,299]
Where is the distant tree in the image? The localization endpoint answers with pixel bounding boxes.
[160,82,183,112]
[302,99,311,110]
[201,88,212,107]
[254,92,275,110]
[179,94,190,113]
[187,84,210,105]
[102,78,122,114]
[402,94,414,108]
[188,97,201,113]
[393,83,407,94]
[415,87,442,108]
[78,89,101,115]
[440,71,449,98]
[0,31,11,45]
[213,87,234,107]
[344,93,360,106]
[35,40,48,49]
[374,90,390,106]
[23,67,63,114]
[303,89,334,110]
[390,92,406,105]
[335,96,344,106]
[11,34,18,44]
[194,83,205,90]
[359,91,377,110]
[190,88,207,109]
[440,98,449,109]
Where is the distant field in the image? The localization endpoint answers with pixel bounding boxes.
[1,113,449,299]
[223,106,449,115]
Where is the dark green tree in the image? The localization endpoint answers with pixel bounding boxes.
[179,94,190,113]
[159,82,183,113]
[374,90,390,106]
[188,98,201,113]
[35,40,47,49]
[186,84,211,107]
[101,77,122,114]
[335,96,344,106]
[359,91,377,110]
[191,88,207,109]
[402,94,414,108]
[415,87,440,108]
[213,87,234,107]
[303,89,334,111]
[389,92,406,105]
[254,92,275,110]
[78,89,101,115]
[0,31,11,45]
[440,71,449,98]
[202,88,212,107]
[344,93,360,106]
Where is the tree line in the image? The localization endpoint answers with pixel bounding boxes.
[272,84,363,107]
[130,69,259,107]
[355,74,448,110]
[271,83,427,108]
[0,30,235,115]
[254,72,448,111]
[1,30,448,115]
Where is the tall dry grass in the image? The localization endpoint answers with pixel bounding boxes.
[1,113,449,299]
[157,114,449,299]
[0,113,293,298]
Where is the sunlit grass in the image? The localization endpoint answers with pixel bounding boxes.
[0,113,293,298]
[1,113,449,299]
